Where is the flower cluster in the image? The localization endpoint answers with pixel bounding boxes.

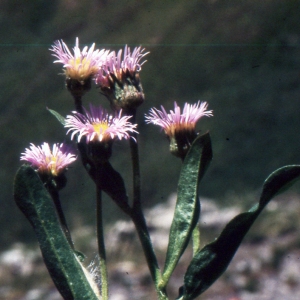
[50,38,148,111]
[21,143,76,176]
[20,37,213,181]
[50,38,147,83]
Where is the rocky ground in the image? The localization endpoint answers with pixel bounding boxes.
[2,193,300,300]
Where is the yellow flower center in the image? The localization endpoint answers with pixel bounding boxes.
[50,156,59,176]
[42,156,59,176]
[66,57,98,81]
[92,122,109,140]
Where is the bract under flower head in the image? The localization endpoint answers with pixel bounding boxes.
[20,143,77,176]
[64,104,138,143]
[50,37,109,82]
[145,101,213,137]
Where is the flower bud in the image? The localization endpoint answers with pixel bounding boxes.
[96,45,149,113]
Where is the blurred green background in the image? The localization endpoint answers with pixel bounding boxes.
[1,0,300,250]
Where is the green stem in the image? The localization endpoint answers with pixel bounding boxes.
[96,188,108,300]
[129,119,141,210]
[128,111,167,299]
[67,77,92,114]
[73,95,84,115]
[192,226,201,256]
[50,189,74,250]
[130,209,168,299]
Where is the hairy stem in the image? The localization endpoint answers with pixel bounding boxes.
[50,189,74,250]
[192,226,201,255]
[96,188,108,299]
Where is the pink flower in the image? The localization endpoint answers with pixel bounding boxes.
[95,45,149,86]
[50,37,109,81]
[21,143,77,176]
[146,101,213,158]
[64,104,138,143]
[145,101,213,137]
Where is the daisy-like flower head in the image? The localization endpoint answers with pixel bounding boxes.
[95,46,149,111]
[98,45,148,82]
[145,101,213,136]
[64,104,138,143]
[50,37,109,82]
[21,143,77,176]
[145,101,213,158]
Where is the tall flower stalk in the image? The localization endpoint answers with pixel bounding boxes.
[127,111,166,298]
[65,104,138,298]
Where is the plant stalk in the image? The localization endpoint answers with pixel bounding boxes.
[73,95,84,114]
[128,110,167,299]
[192,226,201,255]
[50,189,74,249]
[96,187,108,299]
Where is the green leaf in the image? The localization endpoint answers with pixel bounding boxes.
[77,142,130,214]
[97,161,130,211]
[47,107,66,125]
[161,133,212,286]
[181,165,300,300]
[14,165,100,300]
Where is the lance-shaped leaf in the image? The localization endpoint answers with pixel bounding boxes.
[96,161,130,213]
[14,165,100,300]
[47,107,66,125]
[180,165,300,300]
[77,142,130,214]
[161,133,212,286]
